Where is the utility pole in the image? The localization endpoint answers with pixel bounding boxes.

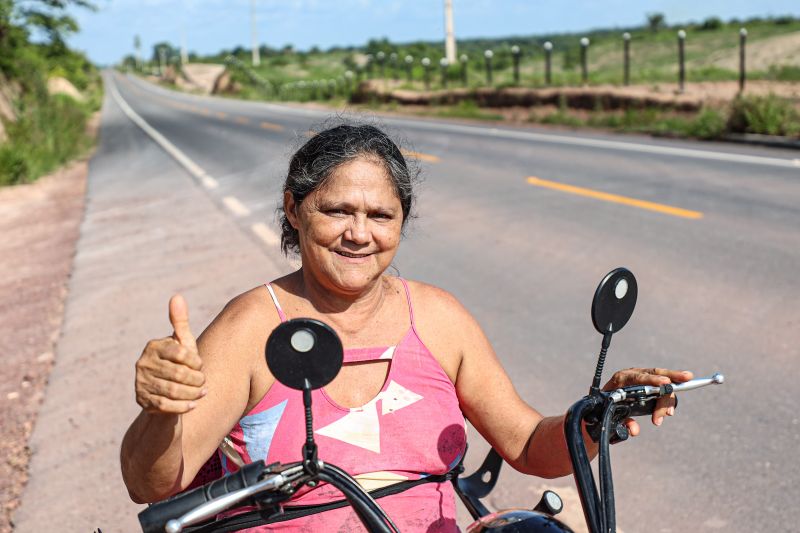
[444,0,456,63]
[251,0,260,67]
[180,23,188,65]
[134,35,141,69]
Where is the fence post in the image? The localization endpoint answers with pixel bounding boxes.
[390,52,398,80]
[677,30,686,93]
[511,45,521,84]
[543,41,553,85]
[622,32,631,86]
[580,37,590,85]
[422,57,431,90]
[440,58,449,89]
[344,70,354,94]
[460,54,469,86]
[376,51,386,79]
[739,28,747,94]
[366,54,374,78]
[484,49,494,86]
[404,55,414,83]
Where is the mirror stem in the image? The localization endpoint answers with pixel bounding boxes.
[302,384,319,474]
[590,332,613,394]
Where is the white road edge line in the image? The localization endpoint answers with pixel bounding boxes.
[251,223,281,247]
[222,196,251,217]
[124,73,800,171]
[107,74,219,190]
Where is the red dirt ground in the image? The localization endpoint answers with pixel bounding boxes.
[0,160,88,533]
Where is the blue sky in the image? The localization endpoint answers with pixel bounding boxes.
[68,0,800,65]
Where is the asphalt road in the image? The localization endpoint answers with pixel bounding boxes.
[61,71,800,531]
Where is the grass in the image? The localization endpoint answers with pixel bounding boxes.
[431,99,504,121]
[728,93,800,136]
[139,16,800,101]
[528,94,799,141]
[0,92,98,186]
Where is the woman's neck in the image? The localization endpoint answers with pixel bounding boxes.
[291,269,388,333]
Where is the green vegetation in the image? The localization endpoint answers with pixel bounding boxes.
[0,0,101,186]
[529,94,798,140]
[425,100,504,121]
[125,11,799,142]
[132,13,800,98]
[0,94,93,185]
[728,93,800,136]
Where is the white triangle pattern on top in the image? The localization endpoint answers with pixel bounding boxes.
[315,380,423,453]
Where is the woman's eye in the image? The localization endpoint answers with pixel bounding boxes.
[371,212,392,220]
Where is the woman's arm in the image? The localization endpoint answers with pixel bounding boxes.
[120,291,273,502]
[412,283,690,478]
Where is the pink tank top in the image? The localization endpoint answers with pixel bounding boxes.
[220,278,467,532]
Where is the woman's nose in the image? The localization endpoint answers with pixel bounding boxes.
[344,214,370,244]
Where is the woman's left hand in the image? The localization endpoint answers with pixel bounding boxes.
[602,368,694,436]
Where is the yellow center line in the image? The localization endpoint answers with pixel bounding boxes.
[401,149,440,163]
[260,121,285,131]
[235,116,250,125]
[526,176,704,220]
[215,111,227,119]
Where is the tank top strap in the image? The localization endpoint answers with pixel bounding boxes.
[398,277,415,328]
[265,283,288,323]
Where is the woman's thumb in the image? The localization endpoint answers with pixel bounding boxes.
[169,294,197,350]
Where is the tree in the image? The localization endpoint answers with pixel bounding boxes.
[15,0,96,52]
[151,41,178,64]
[646,12,666,33]
[700,16,723,31]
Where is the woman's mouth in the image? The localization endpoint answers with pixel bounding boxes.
[334,250,371,261]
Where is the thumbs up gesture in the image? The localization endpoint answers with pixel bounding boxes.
[135,294,207,414]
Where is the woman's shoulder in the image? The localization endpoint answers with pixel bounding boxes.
[402,279,477,328]
[199,284,281,344]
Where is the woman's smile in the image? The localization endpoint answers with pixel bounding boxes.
[333,249,373,262]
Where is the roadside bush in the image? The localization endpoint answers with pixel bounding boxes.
[684,107,727,138]
[0,94,91,185]
[728,94,800,137]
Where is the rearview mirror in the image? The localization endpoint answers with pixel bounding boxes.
[591,267,637,336]
[266,318,343,391]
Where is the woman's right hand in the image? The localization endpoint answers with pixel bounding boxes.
[135,294,207,414]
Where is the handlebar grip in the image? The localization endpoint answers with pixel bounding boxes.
[138,460,266,533]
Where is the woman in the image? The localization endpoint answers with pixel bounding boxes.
[121,123,691,531]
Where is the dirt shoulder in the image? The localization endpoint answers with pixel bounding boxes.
[0,160,88,533]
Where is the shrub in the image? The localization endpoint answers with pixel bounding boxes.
[773,15,795,25]
[728,94,800,137]
[685,107,727,138]
[700,17,723,31]
[0,94,92,185]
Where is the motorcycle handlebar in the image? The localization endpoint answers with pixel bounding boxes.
[138,460,398,533]
[138,460,276,533]
[608,374,725,404]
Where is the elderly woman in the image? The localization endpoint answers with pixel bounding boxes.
[121,123,691,531]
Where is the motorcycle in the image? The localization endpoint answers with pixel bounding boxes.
[137,267,723,533]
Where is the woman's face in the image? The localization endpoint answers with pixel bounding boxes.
[285,157,404,294]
